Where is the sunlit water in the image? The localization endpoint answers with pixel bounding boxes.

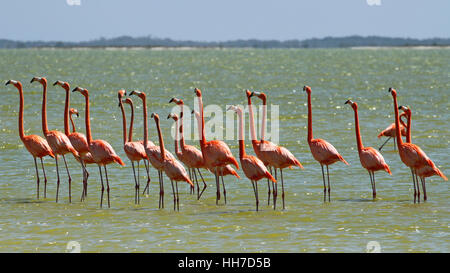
[0,48,448,253]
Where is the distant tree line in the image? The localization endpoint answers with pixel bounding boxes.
[1,35,449,49]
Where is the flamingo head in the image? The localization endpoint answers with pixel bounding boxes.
[398,105,411,116]
[167,113,178,121]
[69,108,79,117]
[53,80,70,91]
[344,99,357,109]
[194,88,202,97]
[245,89,252,98]
[303,85,311,94]
[227,105,243,115]
[5,80,21,89]
[150,112,159,121]
[72,86,88,96]
[30,77,47,86]
[122,98,133,107]
[118,89,126,99]
[129,90,145,100]
[250,91,267,103]
[388,87,397,97]
[169,97,183,105]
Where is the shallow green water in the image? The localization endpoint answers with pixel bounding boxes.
[0,48,448,253]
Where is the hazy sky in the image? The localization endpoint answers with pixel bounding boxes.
[1,0,449,42]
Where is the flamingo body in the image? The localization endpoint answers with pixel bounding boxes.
[309,138,348,166]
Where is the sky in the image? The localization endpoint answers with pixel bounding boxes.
[1,0,449,42]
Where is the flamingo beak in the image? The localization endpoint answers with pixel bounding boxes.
[5,80,11,86]
[345,100,351,105]
[169,98,174,103]
[76,112,79,117]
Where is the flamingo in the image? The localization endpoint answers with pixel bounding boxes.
[377,112,408,151]
[304,85,349,202]
[169,97,207,199]
[388,88,446,203]
[53,80,93,202]
[68,107,95,201]
[194,88,239,205]
[191,110,240,180]
[129,90,175,209]
[6,80,55,199]
[31,77,79,203]
[72,87,125,208]
[398,105,447,201]
[118,90,148,204]
[249,90,303,210]
[345,100,392,199]
[151,113,193,211]
[228,105,276,211]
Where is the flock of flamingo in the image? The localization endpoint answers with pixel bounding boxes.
[4,77,447,211]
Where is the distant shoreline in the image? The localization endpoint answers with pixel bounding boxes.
[12,45,450,50]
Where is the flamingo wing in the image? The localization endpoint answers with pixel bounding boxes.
[22,134,55,158]
[310,138,348,165]
[360,147,391,174]
[124,141,148,161]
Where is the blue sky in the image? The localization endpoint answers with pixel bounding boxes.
[1,0,449,41]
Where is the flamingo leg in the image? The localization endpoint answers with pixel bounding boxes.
[62,155,72,203]
[251,180,259,212]
[160,170,165,209]
[372,171,377,200]
[80,160,86,202]
[255,180,259,211]
[176,181,180,211]
[170,179,176,211]
[410,168,417,203]
[137,161,140,204]
[196,168,207,200]
[368,170,375,200]
[158,170,162,209]
[326,165,331,202]
[273,168,278,210]
[192,168,200,200]
[40,158,48,199]
[103,165,111,208]
[98,165,104,208]
[55,156,61,203]
[420,177,427,202]
[220,167,226,204]
[131,161,138,204]
[267,166,272,206]
[215,168,220,205]
[33,157,40,199]
[320,164,326,202]
[378,137,391,151]
[280,168,285,210]
[414,170,420,203]
[187,168,192,194]
[143,159,150,195]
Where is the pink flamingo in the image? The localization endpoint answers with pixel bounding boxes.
[151,113,193,211]
[68,107,95,201]
[31,77,79,203]
[129,90,175,209]
[118,90,149,204]
[345,100,392,199]
[304,85,349,202]
[398,105,447,201]
[249,90,303,210]
[6,80,55,199]
[169,97,207,199]
[389,88,446,203]
[378,112,408,151]
[192,110,240,180]
[72,87,125,208]
[53,80,93,202]
[194,88,239,205]
[228,105,276,211]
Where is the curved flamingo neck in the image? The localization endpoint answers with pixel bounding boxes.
[83,93,93,144]
[405,112,412,143]
[119,102,127,144]
[392,93,403,148]
[260,97,267,142]
[352,106,364,152]
[197,95,206,150]
[16,84,26,140]
[174,118,180,156]
[237,110,246,159]
[155,117,165,160]
[69,113,76,133]
[41,81,49,135]
[63,87,70,136]
[247,96,258,145]
[142,95,149,147]
[179,104,186,150]
[128,102,134,143]
[307,91,313,143]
